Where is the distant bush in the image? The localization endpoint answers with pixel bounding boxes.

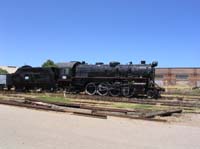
[42,59,57,68]
[0,68,8,74]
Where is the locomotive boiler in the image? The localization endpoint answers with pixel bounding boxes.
[57,61,164,98]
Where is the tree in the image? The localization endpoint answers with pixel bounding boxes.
[42,59,57,68]
[0,68,8,74]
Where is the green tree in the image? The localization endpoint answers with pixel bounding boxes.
[0,68,8,74]
[42,59,57,68]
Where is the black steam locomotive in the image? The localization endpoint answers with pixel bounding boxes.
[1,61,164,98]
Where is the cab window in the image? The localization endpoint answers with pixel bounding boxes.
[64,68,70,75]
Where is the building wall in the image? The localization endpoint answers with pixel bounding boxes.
[155,68,200,88]
[0,66,18,74]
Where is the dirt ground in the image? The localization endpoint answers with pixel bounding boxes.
[0,104,200,149]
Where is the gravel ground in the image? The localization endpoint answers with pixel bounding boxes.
[0,104,200,149]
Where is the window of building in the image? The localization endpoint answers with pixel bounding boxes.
[155,74,164,79]
[176,74,189,80]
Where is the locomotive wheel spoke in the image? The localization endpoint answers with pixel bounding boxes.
[85,83,97,95]
[122,86,134,98]
[109,88,120,97]
[109,82,121,97]
[97,82,109,96]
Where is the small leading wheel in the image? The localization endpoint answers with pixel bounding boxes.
[147,90,160,99]
[153,90,159,99]
[85,83,97,95]
[147,90,154,99]
[97,82,109,96]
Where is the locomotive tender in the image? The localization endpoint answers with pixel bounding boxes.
[11,66,59,91]
[1,60,164,98]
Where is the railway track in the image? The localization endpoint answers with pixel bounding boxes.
[51,93,200,108]
[4,91,200,122]
[1,91,200,108]
[0,98,177,122]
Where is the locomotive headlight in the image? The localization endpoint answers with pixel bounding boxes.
[62,76,67,79]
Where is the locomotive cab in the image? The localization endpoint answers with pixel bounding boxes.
[57,61,81,80]
[57,61,81,89]
[59,67,72,80]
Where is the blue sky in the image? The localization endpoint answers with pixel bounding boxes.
[0,0,199,67]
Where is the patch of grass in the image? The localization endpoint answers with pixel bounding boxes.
[35,94,187,111]
[112,102,167,110]
[38,95,72,104]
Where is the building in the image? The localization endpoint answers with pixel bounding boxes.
[155,68,200,89]
[0,66,18,74]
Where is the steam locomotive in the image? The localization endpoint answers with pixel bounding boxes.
[0,61,164,98]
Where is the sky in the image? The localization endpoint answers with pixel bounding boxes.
[0,0,200,67]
